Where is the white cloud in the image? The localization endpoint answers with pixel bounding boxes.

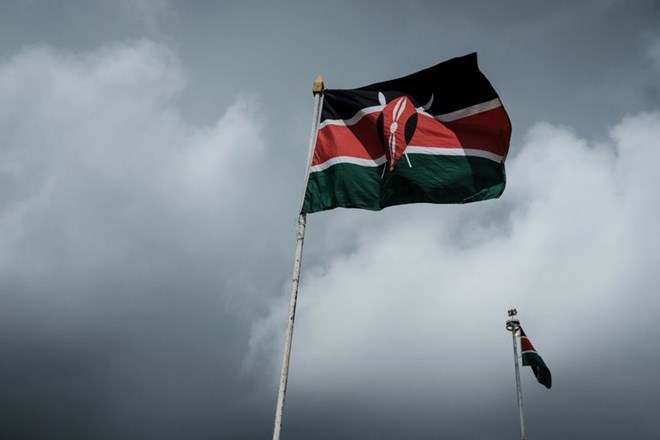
[0,40,269,311]
[250,111,660,404]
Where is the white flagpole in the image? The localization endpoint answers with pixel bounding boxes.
[506,308,526,440]
[272,76,324,440]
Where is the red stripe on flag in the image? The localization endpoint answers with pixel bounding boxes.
[406,114,463,149]
[311,106,510,166]
[312,114,383,165]
[520,336,536,353]
[443,107,511,158]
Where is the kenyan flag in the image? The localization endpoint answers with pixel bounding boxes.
[520,327,552,389]
[302,53,512,214]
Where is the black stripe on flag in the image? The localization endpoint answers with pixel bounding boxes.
[321,53,500,121]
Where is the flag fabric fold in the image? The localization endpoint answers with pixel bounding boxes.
[302,52,512,214]
[520,327,552,389]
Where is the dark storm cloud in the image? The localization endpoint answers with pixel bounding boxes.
[0,1,659,439]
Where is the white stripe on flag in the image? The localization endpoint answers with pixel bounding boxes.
[309,147,502,173]
[319,105,384,129]
[309,155,386,173]
[319,98,502,128]
[405,146,504,163]
[427,98,502,122]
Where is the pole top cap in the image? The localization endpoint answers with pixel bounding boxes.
[313,75,324,95]
[506,308,520,332]
[506,318,520,332]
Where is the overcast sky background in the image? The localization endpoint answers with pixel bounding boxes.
[1,1,659,439]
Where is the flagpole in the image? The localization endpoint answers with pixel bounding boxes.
[272,75,324,440]
[506,308,526,440]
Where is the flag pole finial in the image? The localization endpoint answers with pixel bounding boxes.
[506,308,520,332]
[313,75,324,95]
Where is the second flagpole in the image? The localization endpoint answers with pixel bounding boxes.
[272,76,324,440]
[506,309,526,440]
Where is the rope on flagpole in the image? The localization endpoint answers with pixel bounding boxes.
[272,76,324,440]
[506,308,526,440]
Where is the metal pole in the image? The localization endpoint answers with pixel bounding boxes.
[272,212,306,440]
[272,76,324,440]
[507,309,526,440]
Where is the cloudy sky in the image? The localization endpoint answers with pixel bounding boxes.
[1,0,659,438]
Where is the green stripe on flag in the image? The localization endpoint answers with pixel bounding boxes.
[522,352,547,368]
[522,351,552,389]
[303,154,506,213]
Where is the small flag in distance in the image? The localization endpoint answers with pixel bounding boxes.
[520,327,552,389]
